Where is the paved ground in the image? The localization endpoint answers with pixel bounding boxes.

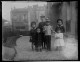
[2,35,78,61]
[12,36,78,61]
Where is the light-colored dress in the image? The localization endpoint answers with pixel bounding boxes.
[54,33,64,47]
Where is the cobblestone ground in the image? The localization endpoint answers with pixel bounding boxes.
[13,36,78,61]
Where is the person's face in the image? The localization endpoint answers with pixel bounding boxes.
[32,24,36,28]
[58,21,62,25]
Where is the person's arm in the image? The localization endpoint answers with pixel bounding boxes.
[55,26,57,33]
[51,26,53,31]
[51,26,53,34]
[29,30,32,42]
[43,26,46,32]
[55,33,57,38]
[51,26,55,33]
[55,33,60,39]
[59,33,63,38]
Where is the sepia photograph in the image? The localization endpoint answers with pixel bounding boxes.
[2,1,78,61]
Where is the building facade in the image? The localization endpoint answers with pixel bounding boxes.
[46,2,78,38]
[10,8,29,31]
[27,4,46,29]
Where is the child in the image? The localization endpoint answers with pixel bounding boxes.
[44,20,53,51]
[30,22,37,51]
[35,28,42,52]
[55,19,65,33]
[54,29,65,51]
[54,19,65,51]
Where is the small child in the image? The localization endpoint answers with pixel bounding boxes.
[30,22,37,51]
[54,29,65,51]
[35,28,42,52]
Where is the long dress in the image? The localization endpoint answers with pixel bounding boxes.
[54,33,64,47]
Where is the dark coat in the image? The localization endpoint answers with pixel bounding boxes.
[35,32,42,47]
[38,22,46,32]
[30,28,37,44]
[55,24,65,33]
[38,22,46,40]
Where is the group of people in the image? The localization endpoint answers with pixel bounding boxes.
[29,17,65,52]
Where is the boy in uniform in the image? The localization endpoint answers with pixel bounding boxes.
[44,18,53,51]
